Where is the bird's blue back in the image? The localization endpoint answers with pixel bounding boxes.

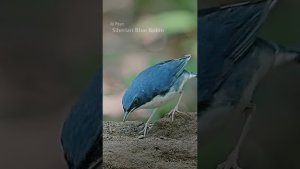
[61,69,102,169]
[197,0,274,107]
[123,56,190,111]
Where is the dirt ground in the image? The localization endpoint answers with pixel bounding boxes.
[103,112,197,169]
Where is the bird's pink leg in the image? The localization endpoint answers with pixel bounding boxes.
[217,103,256,169]
[168,91,184,121]
[138,108,157,139]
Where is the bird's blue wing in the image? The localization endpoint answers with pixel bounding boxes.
[150,56,190,91]
[61,70,102,169]
[198,0,275,106]
[123,56,190,109]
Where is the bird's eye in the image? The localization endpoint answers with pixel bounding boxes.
[134,98,139,104]
[133,98,141,107]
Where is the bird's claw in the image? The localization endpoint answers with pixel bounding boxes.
[216,152,241,169]
[138,123,152,136]
[167,108,182,121]
[216,162,242,169]
[138,135,145,139]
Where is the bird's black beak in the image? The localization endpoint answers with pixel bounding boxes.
[122,111,129,122]
[123,108,136,122]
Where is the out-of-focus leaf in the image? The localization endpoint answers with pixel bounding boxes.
[167,0,197,11]
[149,11,196,34]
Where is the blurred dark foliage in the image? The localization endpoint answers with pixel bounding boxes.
[61,70,102,169]
[0,0,100,169]
[199,0,300,169]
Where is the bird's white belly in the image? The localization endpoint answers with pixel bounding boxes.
[139,91,178,109]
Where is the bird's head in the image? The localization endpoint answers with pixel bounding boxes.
[122,91,142,122]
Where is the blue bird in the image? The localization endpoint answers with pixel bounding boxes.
[122,54,196,138]
[198,0,299,169]
[61,70,102,169]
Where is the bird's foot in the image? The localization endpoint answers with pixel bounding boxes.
[216,151,241,169]
[138,123,152,139]
[167,108,182,121]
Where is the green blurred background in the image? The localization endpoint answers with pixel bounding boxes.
[103,0,197,121]
[199,1,300,169]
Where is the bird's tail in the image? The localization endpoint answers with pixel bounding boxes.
[189,72,197,79]
[272,43,300,67]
